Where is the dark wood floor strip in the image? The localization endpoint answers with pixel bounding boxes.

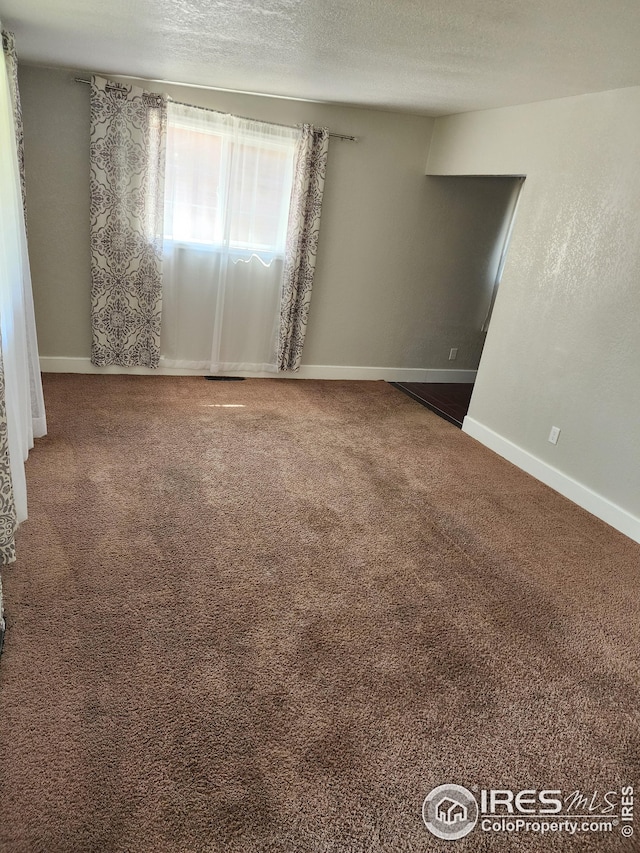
[390,382,474,427]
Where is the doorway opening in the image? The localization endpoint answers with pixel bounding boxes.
[393,174,525,427]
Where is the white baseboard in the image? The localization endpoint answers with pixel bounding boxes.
[39,357,477,383]
[463,416,640,545]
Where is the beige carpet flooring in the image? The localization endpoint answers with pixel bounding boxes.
[0,375,638,852]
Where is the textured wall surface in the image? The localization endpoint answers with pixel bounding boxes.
[20,64,515,372]
[427,86,640,521]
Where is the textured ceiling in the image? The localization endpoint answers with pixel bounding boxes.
[1,0,640,115]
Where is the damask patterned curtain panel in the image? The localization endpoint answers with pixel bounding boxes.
[277,124,329,372]
[2,31,26,222]
[90,76,167,368]
[0,355,16,566]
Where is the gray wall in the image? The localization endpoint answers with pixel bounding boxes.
[20,64,516,372]
[428,85,640,530]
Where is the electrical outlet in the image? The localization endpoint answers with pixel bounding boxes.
[548,426,561,445]
[449,348,458,361]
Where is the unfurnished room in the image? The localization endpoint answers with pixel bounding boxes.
[0,1,639,851]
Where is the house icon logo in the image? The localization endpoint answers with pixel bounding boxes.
[437,797,467,825]
[422,784,478,840]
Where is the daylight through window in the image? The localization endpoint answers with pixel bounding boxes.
[164,106,297,262]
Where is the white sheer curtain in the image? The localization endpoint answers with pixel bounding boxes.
[161,103,297,372]
[0,30,46,526]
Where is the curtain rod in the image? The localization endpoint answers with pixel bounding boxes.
[74,77,358,141]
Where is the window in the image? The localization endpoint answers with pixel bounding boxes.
[164,105,297,262]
